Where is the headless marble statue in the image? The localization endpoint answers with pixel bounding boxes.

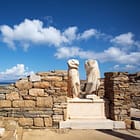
[85,59,100,94]
[67,59,80,98]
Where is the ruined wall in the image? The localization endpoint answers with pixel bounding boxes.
[104,72,130,121]
[0,70,68,128]
[129,73,140,109]
[0,70,139,128]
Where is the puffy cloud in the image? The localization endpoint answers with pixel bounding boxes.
[55,46,95,59]
[0,64,34,81]
[78,29,98,40]
[0,19,68,49]
[55,46,140,65]
[111,32,134,46]
[63,26,78,42]
[0,19,99,50]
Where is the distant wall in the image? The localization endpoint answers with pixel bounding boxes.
[0,70,68,128]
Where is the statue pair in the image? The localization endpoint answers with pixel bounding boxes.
[67,59,100,98]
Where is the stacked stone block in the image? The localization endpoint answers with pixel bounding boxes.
[0,70,68,128]
[129,72,140,109]
[104,72,130,121]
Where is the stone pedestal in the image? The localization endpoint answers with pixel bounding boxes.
[60,98,113,129]
[67,98,107,120]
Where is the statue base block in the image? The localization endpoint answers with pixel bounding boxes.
[67,98,108,120]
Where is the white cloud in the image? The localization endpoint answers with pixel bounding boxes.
[0,19,99,50]
[113,64,137,71]
[78,29,98,40]
[55,46,95,59]
[55,46,140,66]
[0,19,68,49]
[63,26,77,42]
[111,32,134,46]
[0,64,34,81]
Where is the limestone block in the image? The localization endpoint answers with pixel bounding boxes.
[113,121,126,129]
[22,95,36,100]
[0,128,5,138]
[13,100,25,107]
[125,119,132,129]
[29,88,45,97]
[0,94,5,100]
[37,97,53,108]
[33,82,50,89]
[34,118,44,127]
[132,120,140,130]
[24,100,35,107]
[118,83,129,88]
[61,87,68,92]
[18,118,33,126]
[53,82,67,88]
[63,109,67,121]
[6,92,19,100]
[19,90,28,96]
[44,117,52,127]
[0,89,10,94]
[29,74,41,82]
[53,108,63,114]
[13,100,35,107]
[45,89,55,95]
[15,79,32,90]
[53,115,63,121]
[0,100,11,107]
[53,96,67,103]
[41,76,62,81]
[113,76,129,81]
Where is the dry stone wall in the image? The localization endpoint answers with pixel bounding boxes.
[104,72,131,121]
[0,70,139,128]
[0,70,68,128]
[129,73,140,109]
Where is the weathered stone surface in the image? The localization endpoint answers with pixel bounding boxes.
[29,74,41,82]
[53,82,67,88]
[53,96,67,103]
[118,83,129,88]
[23,110,53,118]
[22,95,36,100]
[13,100,35,107]
[0,100,11,107]
[12,100,24,107]
[0,88,10,94]
[53,108,63,114]
[41,76,62,81]
[24,100,35,107]
[85,59,101,93]
[18,118,33,126]
[19,90,28,96]
[34,118,44,127]
[37,97,53,107]
[33,82,50,89]
[15,79,32,90]
[29,88,45,97]
[6,92,19,100]
[0,94,5,100]
[0,128,5,137]
[44,117,52,127]
[53,115,63,121]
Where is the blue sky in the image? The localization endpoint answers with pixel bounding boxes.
[0,0,140,81]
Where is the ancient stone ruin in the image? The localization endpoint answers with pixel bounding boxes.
[0,59,139,132]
